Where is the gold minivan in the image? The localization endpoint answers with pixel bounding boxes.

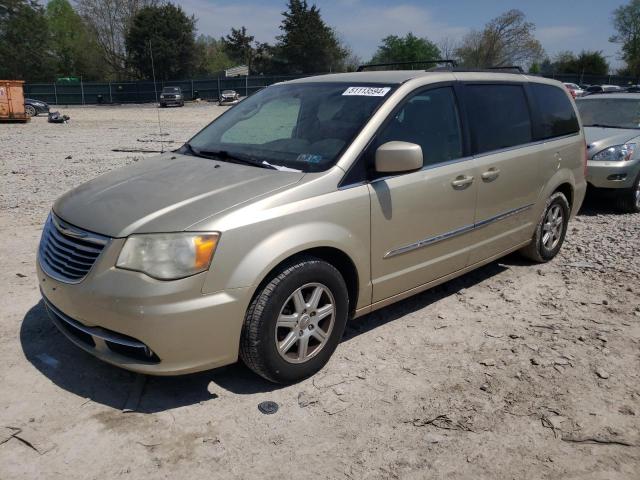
[37,70,586,383]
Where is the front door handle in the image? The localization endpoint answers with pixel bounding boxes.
[481,168,500,182]
[451,175,474,189]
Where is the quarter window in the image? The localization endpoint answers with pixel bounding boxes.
[376,87,463,167]
[530,84,580,139]
[465,84,532,154]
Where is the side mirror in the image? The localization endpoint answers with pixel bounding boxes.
[375,141,423,173]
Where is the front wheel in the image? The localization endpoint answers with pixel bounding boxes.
[616,173,640,213]
[520,192,570,262]
[240,256,349,384]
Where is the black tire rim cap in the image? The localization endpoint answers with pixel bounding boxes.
[258,401,279,415]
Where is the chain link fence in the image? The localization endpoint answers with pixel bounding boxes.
[23,72,640,106]
[23,74,315,105]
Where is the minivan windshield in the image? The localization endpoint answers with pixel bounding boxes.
[185,83,394,172]
[577,97,640,129]
[163,87,180,93]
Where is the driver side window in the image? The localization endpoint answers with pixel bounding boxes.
[377,87,463,167]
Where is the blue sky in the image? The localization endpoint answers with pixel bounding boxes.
[179,0,626,69]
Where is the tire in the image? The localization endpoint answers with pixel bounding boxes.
[240,256,349,384]
[616,172,640,213]
[25,105,37,117]
[520,192,570,262]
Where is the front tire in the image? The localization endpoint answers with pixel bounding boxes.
[616,172,640,213]
[240,256,349,384]
[520,192,570,262]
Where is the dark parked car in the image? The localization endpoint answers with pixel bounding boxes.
[24,98,50,117]
[219,89,240,105]
[159,86,184,107]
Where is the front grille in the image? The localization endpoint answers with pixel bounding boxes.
[38,214,109,283]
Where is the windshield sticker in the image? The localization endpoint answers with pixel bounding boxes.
[297,153,323,164]
[342,86,391,97]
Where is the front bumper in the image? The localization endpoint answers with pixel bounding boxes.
[37,251,253,375]
[586,158,640,189]
[159,98,183,106]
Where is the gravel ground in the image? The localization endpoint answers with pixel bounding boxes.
[1,104,639,479]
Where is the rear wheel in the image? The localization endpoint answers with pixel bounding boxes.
[616,173,640,213]
[25,104,37,117]
[240,256,349,384]
[520,192,570,262]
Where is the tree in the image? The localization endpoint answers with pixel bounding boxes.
[551,50,609,75]
[610,0,640,78]
[456,9,544,68]
[125,3,197,80]
[0,0,56,81]
[437,36,459,62]
[75,0,158,78]
[275,0,347,73]
[45,0,107,79]
[223,26,254,70]
[195,35,234,76]
[370,33,441,65]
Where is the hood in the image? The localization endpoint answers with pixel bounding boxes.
[53,154,304,237]
[584,126,640,158]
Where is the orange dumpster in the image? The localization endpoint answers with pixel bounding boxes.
[0,80,29,122]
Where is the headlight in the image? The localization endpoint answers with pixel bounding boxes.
[175,94,182,98]
[592,143,636,162]
[160,95,165,99]
[116,233,219,280]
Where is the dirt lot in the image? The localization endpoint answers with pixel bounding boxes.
[1,103,639,479]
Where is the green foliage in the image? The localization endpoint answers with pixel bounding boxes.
[223,26,254,70]
[370,33,441,65]
[610,0,640,78]
[550,50,609,75]
[456,9,544,68]
[275,0,347,73]
[45,0,107,80]
[125,3,197,80]
[0,0,56,81]
[195,35,234,76]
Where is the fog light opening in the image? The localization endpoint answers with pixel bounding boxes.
[607,173,627,181]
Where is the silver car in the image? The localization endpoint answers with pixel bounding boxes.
[576,93,640,212]
[37,70,586,383]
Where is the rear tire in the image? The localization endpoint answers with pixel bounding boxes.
[240,256,349,384]
[25,105,37,117]
[616,173,640,213]
[520,192,570,262]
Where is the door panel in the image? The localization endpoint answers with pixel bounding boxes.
[467,145,542,264]
[369,159,477,302]
[460,83,542,264]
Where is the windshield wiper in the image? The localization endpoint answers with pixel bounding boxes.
[181,144,277,169]
[584,124,635,129]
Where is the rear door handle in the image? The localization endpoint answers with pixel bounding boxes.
[451,175,474,189]
[481,168,500,182]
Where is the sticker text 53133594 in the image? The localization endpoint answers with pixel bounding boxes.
[342,86,391,97]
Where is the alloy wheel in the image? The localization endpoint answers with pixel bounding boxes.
[542,204,564,250]
[275,283,336,364]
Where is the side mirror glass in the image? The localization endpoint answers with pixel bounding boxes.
[375,141,423,173]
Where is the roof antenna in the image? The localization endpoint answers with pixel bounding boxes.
[149,40,164,154]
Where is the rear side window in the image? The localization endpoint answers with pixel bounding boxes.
[530,84,580,139]
[465,84,532,154]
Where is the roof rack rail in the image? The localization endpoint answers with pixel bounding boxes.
[486,66,524,73]
[356,59,457,72]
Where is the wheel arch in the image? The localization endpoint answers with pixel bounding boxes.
[250,246,360,318]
